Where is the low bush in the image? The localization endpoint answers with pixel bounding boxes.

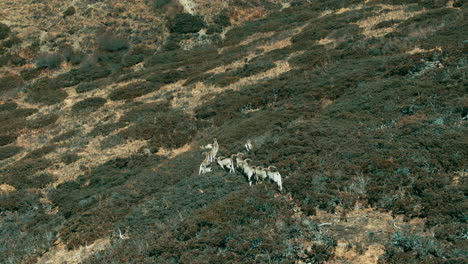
[51,129,79,143]
[24,144,57,160]
[26,78,68,105]
[0,74,23,93]
[153,0,171,9]
[72,97,107,112]
[63,6,76,17]
[97,35,130,52]
[109,81,159,101]
[0,22,10,40]
[27,113,58,129]
[0,101,17,112]
[168,13,206,34]
[0,145,22,160]
[20,67,41,81]
[0,134,17,146]
[119,102,198,150]
[61,152,79,165]
[36,53,62,69]
[0,158,53,189]
[75,81,101,93]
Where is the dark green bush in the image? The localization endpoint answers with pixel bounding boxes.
[0,145,22,160]
[0,101,17,112]
[72,97,107,112]
[214,10,231,27]
[51,129,79,143]
[109,82,159,101]
[27,113,58,129]
[0,134,17,146]
[0,74,23,93]
[63,6,76,17]
[0,158,53,189]
[98,35,130,52]
[168,13,206,34]
[61,152,79,165]
[26,77,68,105]
[24,144,57,159]
[36,53,62,69]
[20,67,41,81]
[75,81,101,93]
[153,0,171,9]
[0,22,10,40]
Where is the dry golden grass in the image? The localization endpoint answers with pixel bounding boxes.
[0,183,16,194]
[37,238,110,264]
[355,4,426,38]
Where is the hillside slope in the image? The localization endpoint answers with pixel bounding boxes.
[0,0,467,263]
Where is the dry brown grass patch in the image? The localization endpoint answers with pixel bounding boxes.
[37,238,110,264]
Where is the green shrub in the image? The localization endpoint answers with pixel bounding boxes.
[153,0,171,9]
[24,144,57,159]
[20,67,41,81]
[75,81,101,93]
[0,74,23,93]
[63,6,76,17]
[61,152,79,165]
[168,13,206,34]
[0,101,17,112]
[0,158,53,189]
[98,35,130,52]
[36,53,62,69]
[27,113,58,129]
[51,129,79,143]
[72,97,107,112]
[0,22,10,40]
[109,82,159,101]
[0,145,22,160]
[26,78,68,105]
[0,134,17,146]
[214,10,231,27]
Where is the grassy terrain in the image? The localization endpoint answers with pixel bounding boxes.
[0,0,466,263]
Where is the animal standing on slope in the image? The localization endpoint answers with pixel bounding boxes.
[216,156,235,173]
[210,138,219,162]
[199,152,213,175]
[245,140,253,152]
[254,166,268,181]
[266,166,283,191]
[238,158,256,186]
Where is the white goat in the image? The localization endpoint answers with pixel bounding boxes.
[199,152,213,175]
[245,140,253,152]
[210,138,219,162]
[239,159,255,186]
[254,166,268,181]
[216,156,235,173]
[266,166,283,191]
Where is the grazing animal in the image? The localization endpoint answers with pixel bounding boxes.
[245,140,253,152]
[216,156,235,173]
[210,138,219,162]
[200,143,213,150]
[254,166,268,181]
[238,159,255,186]
[199,152,213,175]
[266,166,283,191]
